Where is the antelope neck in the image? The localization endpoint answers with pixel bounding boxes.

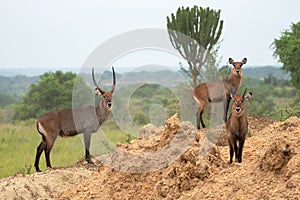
[232,75,242,91]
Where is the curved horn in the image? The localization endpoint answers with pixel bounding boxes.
[111,67,116,93]
[92,68,105,95]
[243,87,247,97]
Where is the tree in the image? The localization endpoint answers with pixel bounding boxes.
[272,22,300,90]
[0,93,19,108]
[218,64,231,79]
[14,71,92,120]
[167,6,223,87]
[133,112,149,126]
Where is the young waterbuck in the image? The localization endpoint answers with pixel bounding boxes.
[34,67,116,172]
[226,87,252,164]
[193,58,247,129]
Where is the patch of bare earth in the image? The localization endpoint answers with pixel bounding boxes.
[1,114,299,199]
[0,161,102,200]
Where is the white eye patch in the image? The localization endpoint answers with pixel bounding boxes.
[95,89,102,96]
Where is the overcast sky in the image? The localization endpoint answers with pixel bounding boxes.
[0,0,299,70]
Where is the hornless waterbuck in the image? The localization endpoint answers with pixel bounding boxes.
[34,67,116,172]
[226,87,252,164]
[193,58,247,129]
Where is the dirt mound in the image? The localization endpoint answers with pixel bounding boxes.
[179,116,300,199]
[1,115,300,199]
[118,113,182,152]
[61,115,225,199]
[95,114,198,173]
[259,116,300,172]
[0,161,102,200]
[259,137,295,171]
[59,115,300,199]
[58,114,225,199]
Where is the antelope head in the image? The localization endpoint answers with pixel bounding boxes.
[92,67,116,110]
[230,87,252,116]
[229,58,247,77]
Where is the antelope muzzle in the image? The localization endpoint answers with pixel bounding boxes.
[235,106,241,113]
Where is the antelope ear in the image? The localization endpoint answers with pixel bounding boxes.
[95,88,102,96]
[244,92,252,100]
[242,58,247,64]
[229,58,234,64]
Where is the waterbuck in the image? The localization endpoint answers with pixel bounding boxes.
[34,67,116,172]
[226,87,252,164]
[193,58,247,129]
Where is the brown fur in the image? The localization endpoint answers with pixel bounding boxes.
[34,67,116,172]
[193,58,247,129]
[226,89,252,164]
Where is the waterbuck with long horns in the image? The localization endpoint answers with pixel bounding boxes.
[34,67,116,172]
[193,58,247,129]
[226,87,252,164]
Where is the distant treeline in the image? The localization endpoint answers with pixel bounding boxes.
[0,66,290,98]
[0,75,40,97]
[0,66,298,123]
[243,66,290,80]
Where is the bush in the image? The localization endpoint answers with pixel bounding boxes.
[14,71,92,120]
[133,112,150,126]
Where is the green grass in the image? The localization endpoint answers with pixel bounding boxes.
[0,120,130,178]
[267,96,298,121]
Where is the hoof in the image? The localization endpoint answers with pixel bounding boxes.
[86,158,94,164]
[35,167,41,172]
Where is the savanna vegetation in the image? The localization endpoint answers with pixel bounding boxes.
[0,9,299,178]
[0,66,298,178]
